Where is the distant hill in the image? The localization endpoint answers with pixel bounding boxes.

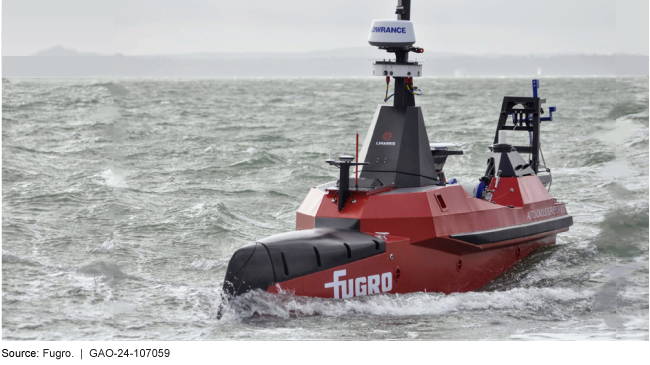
[151,47,464,61]
[30,45,101,57]
[3,47,648,77]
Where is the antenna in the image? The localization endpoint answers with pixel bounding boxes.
[395,0,411,20]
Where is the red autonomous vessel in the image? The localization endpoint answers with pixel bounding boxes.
[220,0,572,310]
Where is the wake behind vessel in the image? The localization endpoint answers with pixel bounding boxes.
[219,0,571,314]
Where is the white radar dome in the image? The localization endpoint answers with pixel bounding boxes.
[368,20,416,48]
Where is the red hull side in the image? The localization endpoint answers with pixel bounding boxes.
[274,175,569,298]
[268,231,562,297]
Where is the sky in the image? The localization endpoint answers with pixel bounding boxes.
[2,0,648,56]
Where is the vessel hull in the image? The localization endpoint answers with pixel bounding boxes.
[267,230,563,298]
[223,175,572,299]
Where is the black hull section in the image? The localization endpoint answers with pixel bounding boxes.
[450,215,573,245]
[222,228,386,298]
[221,242,276,299]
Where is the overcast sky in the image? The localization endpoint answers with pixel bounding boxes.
[2,0,648,56]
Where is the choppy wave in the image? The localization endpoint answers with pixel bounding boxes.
[3,77,647,340]
[78,261,127,283]
[442,92,465,98]
[219,287,593,321]
[89,234,116,253]
[12,101,50,110]
[608,99,648,120]
[93,168,128,188]
[182,257,228,271]
[228,151,286,168]
[592,203,649,257]
[92,81,129,97]
[90,105,122,123]
[510,315,649,340]
[574,150,617,167]
[22,191,85,204]
[2,250,43,266]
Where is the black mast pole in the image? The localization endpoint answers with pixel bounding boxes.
[393,0,415,108]
[396,0,411,20]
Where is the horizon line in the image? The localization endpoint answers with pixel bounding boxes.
[9,45,649,58]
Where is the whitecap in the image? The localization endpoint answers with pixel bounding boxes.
[225,287,594,320]
[183,258,227,271]
[97,168,128,188]
[96,235,114,253]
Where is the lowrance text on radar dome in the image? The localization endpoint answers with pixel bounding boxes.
[371,26,407,34]
[527,205,566,220]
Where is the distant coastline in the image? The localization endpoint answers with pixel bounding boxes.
[3,46,648,78]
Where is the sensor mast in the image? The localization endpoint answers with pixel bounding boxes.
[368,0,423,107]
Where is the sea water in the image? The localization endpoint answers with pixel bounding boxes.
[2,77,648,340]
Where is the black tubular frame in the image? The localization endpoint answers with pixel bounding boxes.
[490,96,542,175]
